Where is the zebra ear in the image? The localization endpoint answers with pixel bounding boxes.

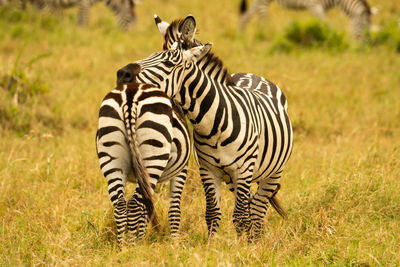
[183,43,212,63]
[180,15,196,42]
[154,14,170,36]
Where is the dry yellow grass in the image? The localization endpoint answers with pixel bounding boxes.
[0,0,399,265]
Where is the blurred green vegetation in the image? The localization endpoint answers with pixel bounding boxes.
[270,19,348,53]
[0,45,62,135]
[369,18,400,52]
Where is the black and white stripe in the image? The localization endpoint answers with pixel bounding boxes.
[239,0,371,38]
[117,15,293,240]
[16,0,137,30]
[154,13,289,218]
[96,82,190,243]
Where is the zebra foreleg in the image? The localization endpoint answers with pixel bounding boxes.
[77,0,91,26]
[232,176,252,236]
[168,167,187,238]
[200,166,222,238]
[351,14,370,39]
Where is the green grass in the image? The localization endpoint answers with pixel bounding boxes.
[0,0,399,265]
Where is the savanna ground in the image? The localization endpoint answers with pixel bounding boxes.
[1,0,399,265]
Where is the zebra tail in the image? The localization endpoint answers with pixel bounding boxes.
[240,0,247,14]
[270,196,288,220]
[269,184,288,220]
[126,98,161,232]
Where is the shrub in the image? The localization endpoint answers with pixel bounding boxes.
[270,19,348,53]
[369,20,400,53]
[0,48,63,135]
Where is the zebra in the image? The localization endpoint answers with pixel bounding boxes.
[239,0,371,38]
[153,14,289,217]
[96,81,190,243]
[10,0,137,30]
[117,15,293,240]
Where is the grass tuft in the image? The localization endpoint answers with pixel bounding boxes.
[369,19,400,53]
[0,46,62,135]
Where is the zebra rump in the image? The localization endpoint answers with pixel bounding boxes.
[96,82,190,243]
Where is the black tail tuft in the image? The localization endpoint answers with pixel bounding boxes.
[269,184,288,220]
[139,187,161,232]
[270,196,288,220]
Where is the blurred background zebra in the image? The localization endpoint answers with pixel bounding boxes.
[1,0,137,30]
[117,15,293,240]
[239,0,372,38]
[96,82,190,243]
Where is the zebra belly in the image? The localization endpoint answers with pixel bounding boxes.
[193,109,292,183]
[253,112,293,181]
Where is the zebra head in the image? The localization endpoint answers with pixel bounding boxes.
[117,42,212,100]
[154,14,204,50]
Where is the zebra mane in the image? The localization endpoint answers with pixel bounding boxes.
[201,52,235,86]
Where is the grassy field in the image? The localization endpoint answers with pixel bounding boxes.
[1,0,399,265]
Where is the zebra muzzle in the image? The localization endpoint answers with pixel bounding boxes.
[116,63,141,86]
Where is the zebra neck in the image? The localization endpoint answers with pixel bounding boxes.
[176,53,236,138]
[178,75,240,141]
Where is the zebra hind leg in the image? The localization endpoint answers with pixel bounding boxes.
[127,188,149,240]
[249,173,283,241]
[168,167,187,238]
[104,172,128,244]
[113,197,128,245]
[127,189,143,238]
[232,178,252,237]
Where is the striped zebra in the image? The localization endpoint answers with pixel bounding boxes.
[117,15,293,240]
[96,82,190,243]
[153,14,289,216]
[15,0,137,30]
[239,0,371,38]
